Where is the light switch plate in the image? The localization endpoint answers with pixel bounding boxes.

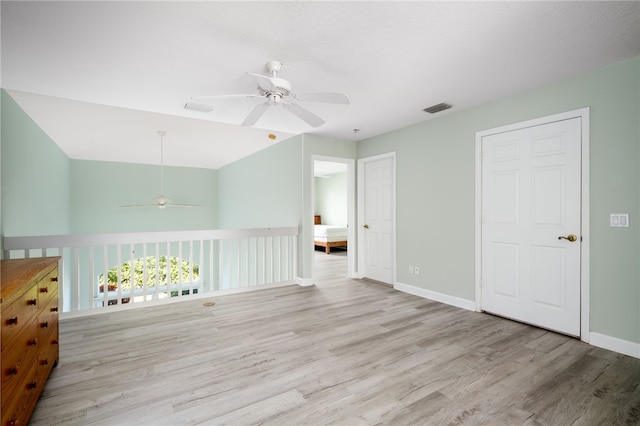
[610,213,629,227]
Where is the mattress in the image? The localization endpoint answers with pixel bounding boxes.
[314,225,347,241]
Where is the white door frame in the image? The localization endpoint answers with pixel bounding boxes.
[311,155,357,279]
[475,108,590,341]
[357,152,396,282]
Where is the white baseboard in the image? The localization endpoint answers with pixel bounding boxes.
[296,277,314,287]
[394,283,640,359]
[394,282,476,311]
[589,332,640,359]
[61,281,297,320]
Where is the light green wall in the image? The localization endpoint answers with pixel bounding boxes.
[217,133,357,279]
[70,160,217,234]
[0,7,3,256]
[358,56,640,344]
[1,89,71,237]
[315,172,347,225]
[0,88,3,256]
[216,135,304,281]
[1,90,217,237]
[217,135,304,229]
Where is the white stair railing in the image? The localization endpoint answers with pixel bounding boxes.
[3,228,298,316]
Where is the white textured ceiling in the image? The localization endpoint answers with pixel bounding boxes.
[2,1,639,169]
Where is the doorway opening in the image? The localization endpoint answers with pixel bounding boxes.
[312,157,355,281]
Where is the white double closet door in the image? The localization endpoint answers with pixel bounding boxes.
[481,117,582,337]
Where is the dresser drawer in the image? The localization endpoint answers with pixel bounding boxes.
[1,317,38,406]
[38,284,60,341]
[37,336,59,386]
[37,269,59,307]
[1,361,39,426]
[1,285,39,350]
[37,306,58,341]
[37,317,59,366]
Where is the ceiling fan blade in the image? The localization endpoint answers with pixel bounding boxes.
[120,204,155,208]
[283,103,325,128]
[190,94,259,101]
[167,203,201,208]
[120,202,200,209]
[294,92,350,105]
[246,72,278,91]
[241,102,270,126]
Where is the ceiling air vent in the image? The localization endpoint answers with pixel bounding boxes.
[423,103,452,114]
[184,102,213,113]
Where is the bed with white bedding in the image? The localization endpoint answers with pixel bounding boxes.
[314,219,348,254]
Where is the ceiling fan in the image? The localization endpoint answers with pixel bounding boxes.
[186,60,350,128]
[121,131,200,209]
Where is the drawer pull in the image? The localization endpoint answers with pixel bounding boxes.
[40,287,49,293]
[51,306,59,312]
[27,381,37,390]
[40,359,49,366]
[28,338,38,346]
[28,299,37,306]
[7,366,19,376]
[52,339,59,345]
[40,321,49,329]
[51,277,59,282]
[7,316,19,325]
[9,417,18,426]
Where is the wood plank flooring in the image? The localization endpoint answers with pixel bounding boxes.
[31,251,640,425]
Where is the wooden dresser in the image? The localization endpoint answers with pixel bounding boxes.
[1,257,60,426]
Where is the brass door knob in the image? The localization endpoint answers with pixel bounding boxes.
[558,234,578,242]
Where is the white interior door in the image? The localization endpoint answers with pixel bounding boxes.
[481,117,582,336]
[359,155,394,284]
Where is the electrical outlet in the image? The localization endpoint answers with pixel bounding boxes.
[408,265,414,274]
[414,266,420,275]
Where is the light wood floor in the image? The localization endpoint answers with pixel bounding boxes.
[31,250,640,425]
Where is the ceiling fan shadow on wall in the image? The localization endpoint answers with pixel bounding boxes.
[120,131,200,209]
[185,60,350,128]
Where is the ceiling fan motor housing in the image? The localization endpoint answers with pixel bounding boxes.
[257,76,291,101]
[154,195,170,209]
[265,60,283,75]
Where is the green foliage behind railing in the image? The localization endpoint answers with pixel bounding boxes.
[98,256,199,291]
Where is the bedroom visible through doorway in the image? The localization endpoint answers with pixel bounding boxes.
[313,159,353,278]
